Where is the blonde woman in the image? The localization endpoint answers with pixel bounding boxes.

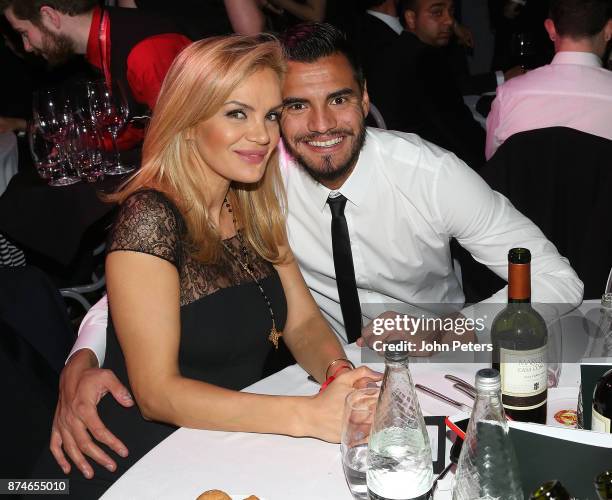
[41,35,378,496]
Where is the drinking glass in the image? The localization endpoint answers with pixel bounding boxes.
[546,315,563,388]
[70,81,97,123]
[67,116,105,183]
[87,80,134,176]
[27,120,60,182]
[32,88,80,186]
[341,387,379,499]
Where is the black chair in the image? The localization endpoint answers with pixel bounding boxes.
[459,127,612,301]
[366,102,387,130]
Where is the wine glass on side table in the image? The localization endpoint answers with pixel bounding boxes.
[33,88,80,186]
[28,120,60,182]
[87,80,134,176]
[67,116,105,183]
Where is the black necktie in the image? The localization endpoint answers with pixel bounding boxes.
[328,194,362,343]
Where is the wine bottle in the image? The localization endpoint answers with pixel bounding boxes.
[592,368,612,433]
[595,470,612,500]
[580,294,612,430]
[529,480,572,500]
[492,248,548,423]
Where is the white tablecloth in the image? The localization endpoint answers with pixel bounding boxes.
[102,346,482,500]
[102,302,604,500]
[0,132,18,196]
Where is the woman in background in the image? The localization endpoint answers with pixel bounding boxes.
[261,0,326,31]
[117,0,265,35]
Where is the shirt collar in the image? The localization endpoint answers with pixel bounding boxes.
[366,10,403,35]
[281,129,377,212]
[552,51,602,68]
[86,6,103,69]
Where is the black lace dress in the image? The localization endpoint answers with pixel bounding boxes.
[64,190,288,497]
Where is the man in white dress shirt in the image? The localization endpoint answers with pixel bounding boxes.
[485,0,612,160]
[50,22,583,479]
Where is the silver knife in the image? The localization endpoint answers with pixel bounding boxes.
[445,374,477,393]
[415,384,472,412]
[453,383,476,400]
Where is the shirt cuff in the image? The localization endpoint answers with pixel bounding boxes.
[495,70,505,88]
[66,295,109,366]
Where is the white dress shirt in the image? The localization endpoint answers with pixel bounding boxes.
[365,10,403,35]
[73,128,583,363]
[486,51,612,160]
[282,128,582,341]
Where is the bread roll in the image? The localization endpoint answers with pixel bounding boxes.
[196,490,232,500]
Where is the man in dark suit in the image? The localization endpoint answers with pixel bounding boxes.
[354,1,403,60]
[372,0,487,169]
[351,1,403,123]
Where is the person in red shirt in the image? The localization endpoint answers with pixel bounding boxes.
[1,0,192,147]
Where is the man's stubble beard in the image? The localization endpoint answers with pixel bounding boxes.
[39,25,75,67]
[284,116,367,185]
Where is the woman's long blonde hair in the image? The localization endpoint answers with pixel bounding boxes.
[109,35,287,263]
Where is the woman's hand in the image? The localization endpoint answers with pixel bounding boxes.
[302,366,383,443]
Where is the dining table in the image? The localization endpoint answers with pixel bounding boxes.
[0,148,139,269]
[100,300,612,500]
[101,345,481,500]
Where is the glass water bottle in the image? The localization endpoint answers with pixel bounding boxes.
[367,345,433,500]
[453,368,523,500]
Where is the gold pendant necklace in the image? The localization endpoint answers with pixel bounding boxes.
[221,197,283,349]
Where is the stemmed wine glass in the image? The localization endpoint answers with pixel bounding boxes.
[28,120,60,182]
[32,88,80,186]
[66,115,105,183]
[87,80,134,176]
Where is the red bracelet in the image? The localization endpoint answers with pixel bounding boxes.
[319,365,354,393]
[319,375,336,393]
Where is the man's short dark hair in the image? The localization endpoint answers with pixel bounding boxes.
[550,0,612,38]
[0,0,97,24]
[280,22,365,92]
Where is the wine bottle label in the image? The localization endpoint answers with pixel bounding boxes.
[500,346,547,410]
[591,408,611,433]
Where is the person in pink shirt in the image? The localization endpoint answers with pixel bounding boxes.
[485,0,612,160]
